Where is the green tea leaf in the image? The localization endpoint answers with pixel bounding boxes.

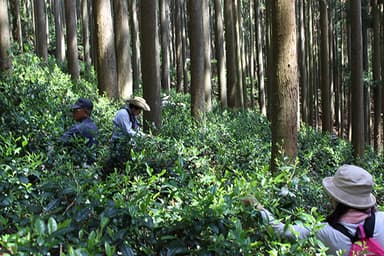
[34,218,46,235]
[48,217,58,234]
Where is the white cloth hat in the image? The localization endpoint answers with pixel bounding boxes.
[322,165,376,209]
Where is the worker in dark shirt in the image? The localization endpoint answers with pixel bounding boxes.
[60,98,98,164]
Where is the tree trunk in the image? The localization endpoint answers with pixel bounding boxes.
[188,0,205,123]
[175,0,183,92]
[129,0,141,92]
[372,0,382,152]
[141,0,162,132]
[203,0,212,112]
[54,0,65,64]
[233,0,244,109]
[248,0,255,108]
[89,1,98,69]
[213,0,227,108]
[255,0,266,115]
[298,0,307,124]
[265,0,273,120]
[34,0,48,60]
[9,0,23,51]
[361,0,369,72]
[270,0,298,174]
[181,0,189,94]
[331,0,341,137]
[114,0,133,99]
[320,0,331,133]
[65,0,80,80]
[350,0,365,157]
[160,0,171,95]
[362,0,370,145]
[0,0,11,71]
[329,3,334,133]
[95,0,118,98]
[382,2,384,149]
[82,0,91,76]
[25,0,34,48]
[224,0,239,109]
[306,0,314,127]
[341,4,348,139]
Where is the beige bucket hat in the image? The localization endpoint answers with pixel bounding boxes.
[322,164,376,209]
[127,96,150,111]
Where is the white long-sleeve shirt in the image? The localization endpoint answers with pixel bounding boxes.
[260,209,384,256]
[111,108,139,140]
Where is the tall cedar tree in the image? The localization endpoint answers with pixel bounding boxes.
[65,0,80,80]
[188,0,206,123]
[270,0,299,173]
[160,0,171,95]
[95,0,118,98]
[54,0,65,64]
[0,0,11,71]
[213,0,227,108]
[350,0,365,157]
[320,0,332,133]
[141,0,162,132]
[114,0,133,99]
[34,0,48,60]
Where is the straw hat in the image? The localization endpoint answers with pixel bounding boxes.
[127,96,150,111]
[322,165,376,209]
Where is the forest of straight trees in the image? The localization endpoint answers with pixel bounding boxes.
[1,0,384,168]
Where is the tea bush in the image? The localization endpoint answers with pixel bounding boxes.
[1,53,383,255]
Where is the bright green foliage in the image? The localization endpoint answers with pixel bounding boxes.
[0,54,383,255]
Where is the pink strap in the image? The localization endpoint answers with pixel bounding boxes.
[358,224,366,239]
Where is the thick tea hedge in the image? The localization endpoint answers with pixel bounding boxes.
[1,54,384,255]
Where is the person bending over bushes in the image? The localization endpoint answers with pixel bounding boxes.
[102,96,150,178]
[243,165,384,256]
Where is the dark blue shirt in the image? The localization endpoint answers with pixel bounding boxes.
[61,117,98,147]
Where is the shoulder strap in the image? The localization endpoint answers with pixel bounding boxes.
[124,107,139,131]
[363,212,375,238]
[331,223,358,243]
[330,212,376,243]
[124,108,136,124]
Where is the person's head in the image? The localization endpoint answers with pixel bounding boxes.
[71,98,93,122]
[323,165,376,223]
[126,96,150,116]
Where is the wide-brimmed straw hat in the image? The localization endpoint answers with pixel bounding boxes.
[127,96,150,111]
[322,164,376,209]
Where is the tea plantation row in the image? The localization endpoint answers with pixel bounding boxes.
[1,54,384,255]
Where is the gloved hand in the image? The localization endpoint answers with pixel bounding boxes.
[241,195,264,210]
